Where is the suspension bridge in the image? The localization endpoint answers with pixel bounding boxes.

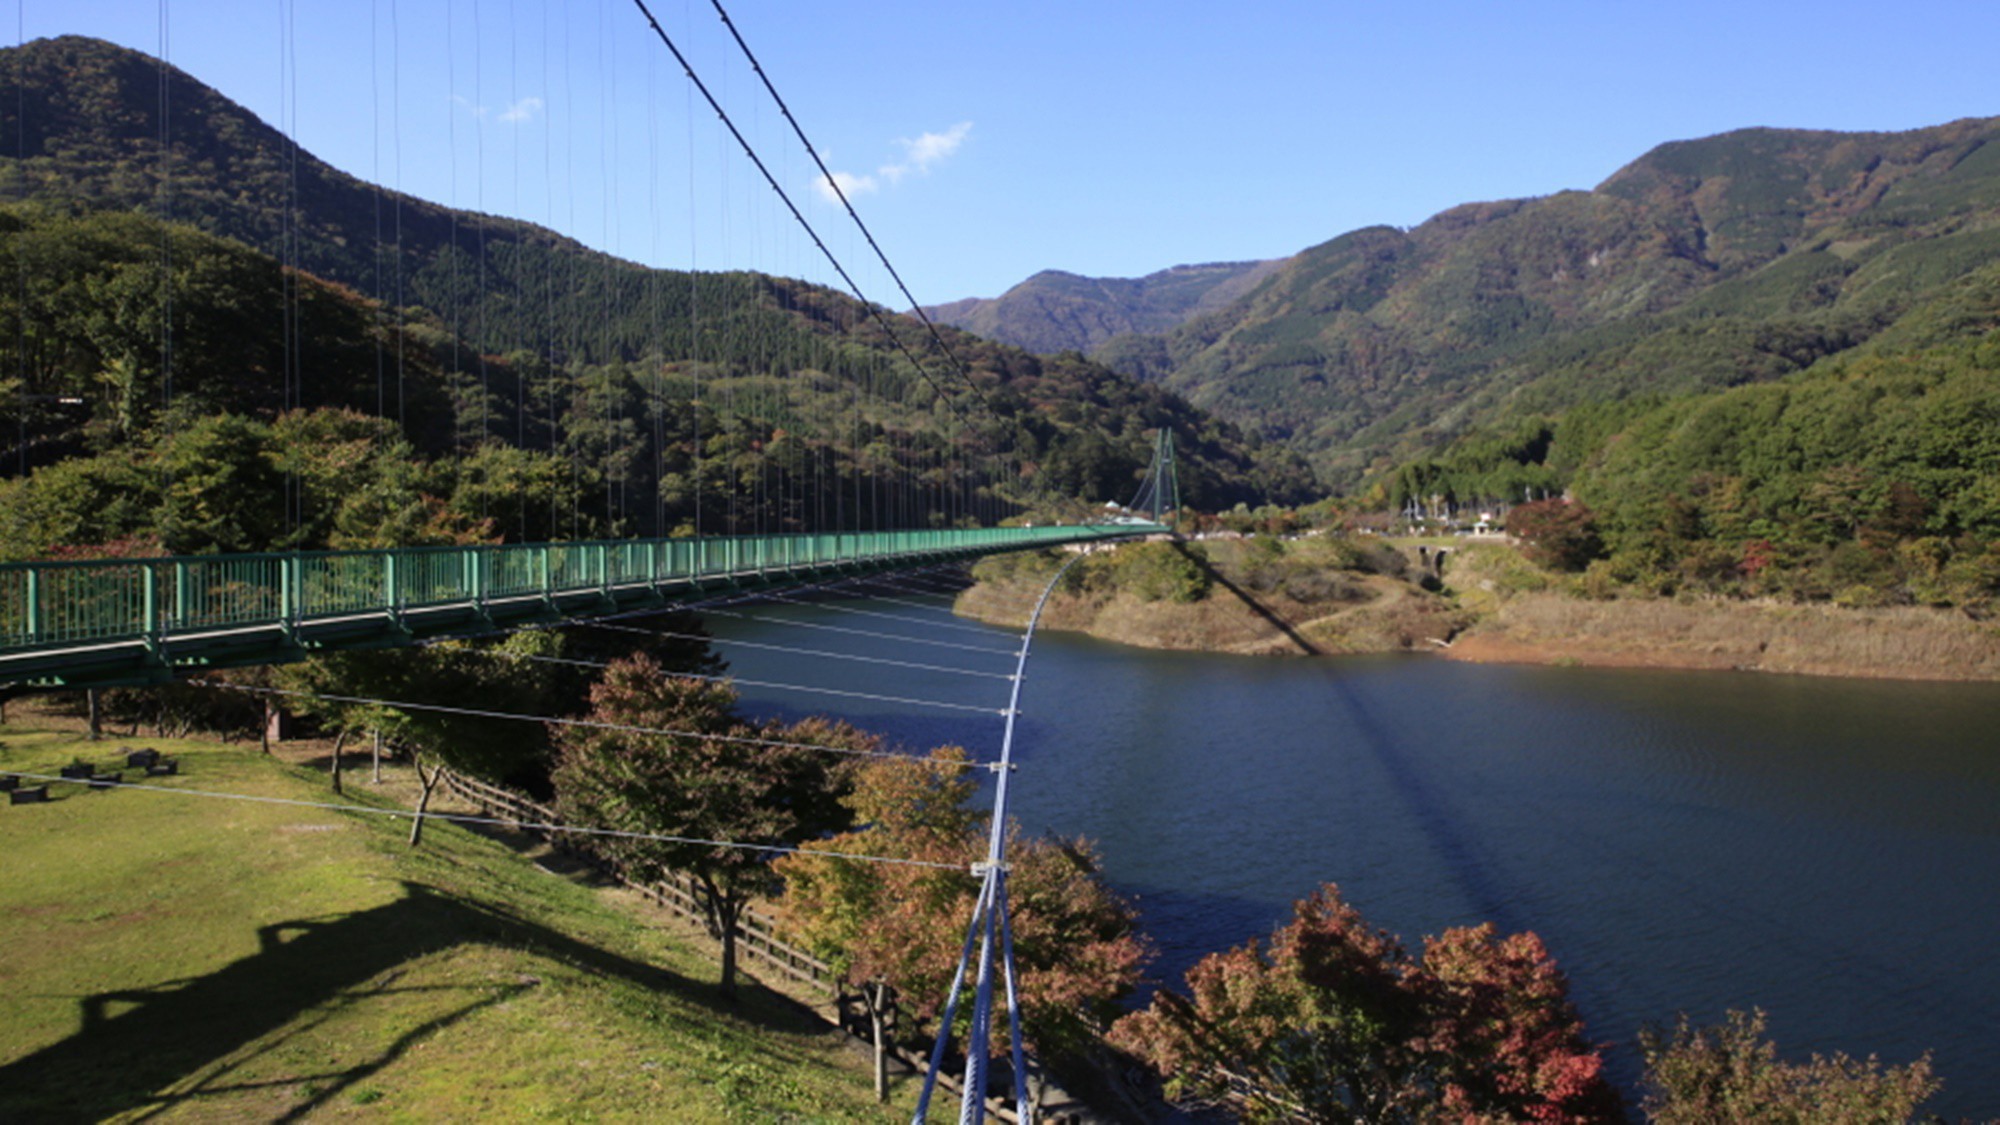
[0,522,1156,693]
[0,1,1202,1119]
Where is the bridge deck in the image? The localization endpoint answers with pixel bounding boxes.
[0,525,1155,691]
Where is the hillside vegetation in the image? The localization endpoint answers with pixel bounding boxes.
[0,35,1312,554]
[957,537,1466,656]
[1138,117,2000,483]
[941,116,2000,501]
[1392,315,2000,611]
[936,112,2000,614]
[924,259,1284,356]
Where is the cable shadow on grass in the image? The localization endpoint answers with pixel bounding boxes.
[0,880,794,1122]
[139,979,530,1124]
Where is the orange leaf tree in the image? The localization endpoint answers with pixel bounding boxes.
[775,747,1147,1096]
[1111,884,1620,1123]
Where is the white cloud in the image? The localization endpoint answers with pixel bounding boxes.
[498,96,544,124]
[814,121,972,202]
[891,121,972,180]
[451,94,545,124]
[815,169,880,205]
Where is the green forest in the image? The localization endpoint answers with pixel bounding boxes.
[1378,267,2000,608]
[0,37,1313,563]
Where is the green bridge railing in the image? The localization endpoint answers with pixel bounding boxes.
[0,524,1153,676]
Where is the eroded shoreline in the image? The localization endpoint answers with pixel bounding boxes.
[956,570,2000,683]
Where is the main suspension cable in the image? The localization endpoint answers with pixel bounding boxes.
[570,620,1014,680]
[701,0,992,413]
[752,590,1009,637]
[456,648,1010,715]
[695,606,1017,657]
[621,0,986,445]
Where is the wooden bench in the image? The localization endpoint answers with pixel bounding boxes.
[9,786,49,805]
[86,771,123,790]
[145,759,179,777]
[59,763,96,780]
[126,748,161,769]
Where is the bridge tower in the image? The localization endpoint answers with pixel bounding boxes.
[1131,428,1181,525]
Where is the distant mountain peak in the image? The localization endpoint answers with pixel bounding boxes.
[923,258,1286,355]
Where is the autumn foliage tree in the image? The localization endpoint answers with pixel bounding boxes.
[1111,884,1619,1124]
[774,748,1147,1100]
[1507,498,1605,572]
[1419,923,1624,1121]
[1639,1008,1939,1124]
[551,655,861,1000]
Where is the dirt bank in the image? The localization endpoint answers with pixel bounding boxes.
[954,571,1466,657]
[1438,593,2000,682]
[957,538,2000,682]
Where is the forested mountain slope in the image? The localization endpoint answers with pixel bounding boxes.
[923,259,1283,356]
[1072,116,2000,483]
[0,36,1312,556]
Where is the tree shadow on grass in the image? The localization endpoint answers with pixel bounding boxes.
[0,880,793,1121]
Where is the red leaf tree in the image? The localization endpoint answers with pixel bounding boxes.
[1111,883,1619,1124]
[775,748,1148,1100]
[1418,924,1623,1122]
[1507,499,1604,572]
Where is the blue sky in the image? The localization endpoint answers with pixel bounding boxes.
[18,1,2000,306]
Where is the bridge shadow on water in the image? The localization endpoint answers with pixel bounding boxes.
[0,881,757,1121]
[1171,541,1527,929]
[1170,540,1321,655]
[1320,672,1532,940]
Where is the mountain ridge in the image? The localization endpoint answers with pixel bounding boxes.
[922,258,1285,356]
[1076,114,2000,481]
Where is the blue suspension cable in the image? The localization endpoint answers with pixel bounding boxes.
[999,877,1031,1118]
[912,553,1081,1124]
[912,873,994,1124]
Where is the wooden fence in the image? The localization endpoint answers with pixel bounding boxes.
[438,769,833,990]
[436,768,1031,1121]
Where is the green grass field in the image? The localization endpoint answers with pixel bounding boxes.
[0,721,915,1122]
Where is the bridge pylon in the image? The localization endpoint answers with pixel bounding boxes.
[1128,428,1181,527]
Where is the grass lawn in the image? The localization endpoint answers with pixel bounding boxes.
[0,720,920,1122]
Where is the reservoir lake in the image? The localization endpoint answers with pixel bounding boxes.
[705,591,2000,1116]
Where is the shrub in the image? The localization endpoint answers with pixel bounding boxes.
[1114,541,1211,603]
[1281,568,1361,604]
[1640,1009,1939,1124]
